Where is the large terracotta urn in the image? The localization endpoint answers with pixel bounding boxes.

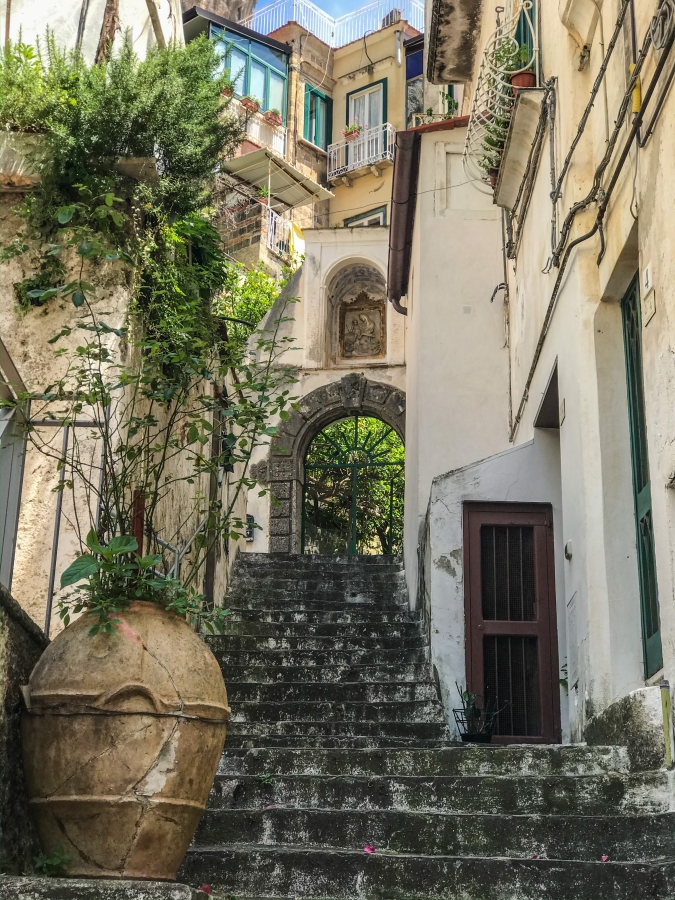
[21,602,230,881]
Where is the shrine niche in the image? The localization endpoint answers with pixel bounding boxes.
[326,263,387,365]
[340,291,385,359]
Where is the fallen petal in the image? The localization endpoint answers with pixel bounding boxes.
[199,886,213,895]
[601,856,609,862]
[364,844,376,854]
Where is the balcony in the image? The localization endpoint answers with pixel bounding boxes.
[232,98,286,157]
[266,206,292,258]
[328,123,396,183]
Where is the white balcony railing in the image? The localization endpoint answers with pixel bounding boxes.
[233,98,286,156]
[242,0,423,49]
[266,206,292,258]
[462,0,538,192]
[328,123,396,181]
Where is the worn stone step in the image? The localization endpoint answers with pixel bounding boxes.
[219,664,433,684]
[226,681,439,704]
[180,845,673,899]
[193,808,675,861]
[231,572,405,588]
[225,720,450,743]
[211,648,428,667]
[210,636,424,653]
[229,700,446,725]
[219,595,405,611]
[224,734,454,749]
[216,746,631,778]
[217,621,421,639]
[226,589,404,606]
[226,607,415,624]
[208,772,666,815]
[236,553,402,569]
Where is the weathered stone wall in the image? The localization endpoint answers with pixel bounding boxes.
[0,584,48,874]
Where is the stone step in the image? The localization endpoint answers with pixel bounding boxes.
[208,772,666,816]
[217,621,421,639]
[219,595,406,611]
[236,553,402,569]
[211,635,425,651]
[226,681,439,704]
[193,808,675,861]
[211,648,428,667]
[220,664,433,684]
[224,734,454,749]
[180,845,673,899]
[225,720,450,743]
[226,589,405,606]
[216,746,631,778]
[225,607,415,624]
[229,700,447,724]
[231,572,406,588]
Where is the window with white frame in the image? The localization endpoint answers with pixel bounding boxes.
[348,83,384,131]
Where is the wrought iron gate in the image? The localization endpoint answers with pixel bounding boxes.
[301,415,404,556]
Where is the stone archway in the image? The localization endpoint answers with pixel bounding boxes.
[251,373,406,553]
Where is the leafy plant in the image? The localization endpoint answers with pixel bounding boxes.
[453,682,500,735]
[341,120,362,137]
[34,845,71,876]
[266,108,281,117]
[257,186,270,199]
[258,773,274,785]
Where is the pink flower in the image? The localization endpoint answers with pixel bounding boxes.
[364,844,376,854]
[265,804,276,809]
[531,855,538,859]
[199,886,213,895]
[601,855,609,862]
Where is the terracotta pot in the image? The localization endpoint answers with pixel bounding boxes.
[344,130,361,142]
[264,111,283,127]
[21,602,230,881]
[511,71,536,94]
[488,167,500,186]
[241,98,260,113]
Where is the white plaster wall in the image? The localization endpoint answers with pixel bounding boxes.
[427,430,568,738]
[242,228,407,552]
[1,0,183,61]
[403,124,510,602]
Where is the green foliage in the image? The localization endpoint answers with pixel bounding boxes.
[14,251,66,310]
[34,846,71,876]
[214,262,282,363]
[303,416,404,555]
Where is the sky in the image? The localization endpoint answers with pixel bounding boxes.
[256,0,372,21]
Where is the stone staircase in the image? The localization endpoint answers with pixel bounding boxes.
[180,553,675,899]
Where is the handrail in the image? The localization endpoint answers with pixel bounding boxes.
[462,0,538,192]
[242,0,424,48]
[328,122,396,180]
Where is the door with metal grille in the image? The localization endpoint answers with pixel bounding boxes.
[621,274,663,677]
[464,503,561,743]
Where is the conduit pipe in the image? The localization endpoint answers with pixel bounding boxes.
[387,131,421,315]
[509,0,675,442]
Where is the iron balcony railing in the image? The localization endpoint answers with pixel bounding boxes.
[233,98,287,156]
[328,122,396,180]
[266,206,292,258]
[462,0,539,192]
[242,0,423,48]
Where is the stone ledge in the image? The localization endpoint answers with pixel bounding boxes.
[0,583,49,650]
[0,876,203,900]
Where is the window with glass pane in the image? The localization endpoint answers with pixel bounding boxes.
[269,71,285,113]
[228,47,248,94]
[304,85,332,150]
[349,84,383,130]
[212,26,288,119]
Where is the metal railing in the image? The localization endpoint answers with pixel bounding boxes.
[234,98,286,156]
[242,0,424,48]
[266,206,292,258]
[462,0,539,192]
[328,122,396,180]
[0,339,28,592]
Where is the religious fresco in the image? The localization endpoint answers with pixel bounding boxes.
[339,291,385,359]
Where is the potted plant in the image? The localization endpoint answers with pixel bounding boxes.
[341,120,362,141]
[241,94,261,113]
[264,108,283,127]
[222,84,234,98]
[452,683,501,742]
[0,41,49,191]
[510,43,536,92]
[257,185,270,205]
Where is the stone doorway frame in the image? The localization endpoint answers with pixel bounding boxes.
[251,373,406,553]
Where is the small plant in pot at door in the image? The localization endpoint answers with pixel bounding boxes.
[453,682,500,743]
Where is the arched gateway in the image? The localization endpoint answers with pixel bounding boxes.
[250,373,405,553]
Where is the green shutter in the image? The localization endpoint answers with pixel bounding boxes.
[622,273,663,677]
[304,83,311,142]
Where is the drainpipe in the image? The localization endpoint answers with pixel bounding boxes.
[395,29,402,66]
[387,131,421,315]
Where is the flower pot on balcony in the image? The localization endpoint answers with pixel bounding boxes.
[241,97,261,114]
[511,71,536,94]
[0,131,45,192]
[21,602,230,881]
[264,111,283,127]
[344,131,361,142]
[488,167,500,186]
[222,86,234,98]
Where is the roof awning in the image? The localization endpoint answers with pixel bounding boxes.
[221,148,334,208]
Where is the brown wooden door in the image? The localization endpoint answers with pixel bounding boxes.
[464,503,561,744]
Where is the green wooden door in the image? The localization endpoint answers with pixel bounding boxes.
[621,274,663,677]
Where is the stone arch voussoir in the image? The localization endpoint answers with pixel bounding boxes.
[251,373,405,553]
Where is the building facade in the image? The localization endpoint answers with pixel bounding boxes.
[394,0,675,750]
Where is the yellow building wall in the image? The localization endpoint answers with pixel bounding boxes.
[328,21,416,227]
